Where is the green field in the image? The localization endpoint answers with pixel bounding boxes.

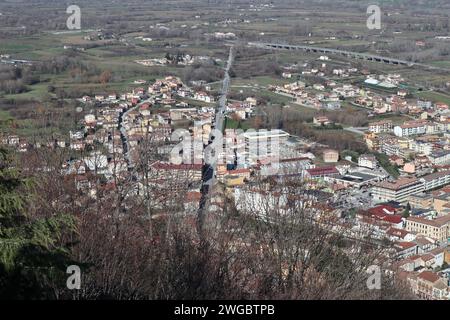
[430,61,450,68]
[4,83,50,100]
[0,109,11,118]
[224,117,251,130]
[368,113,413,125]
[416,91,450,106]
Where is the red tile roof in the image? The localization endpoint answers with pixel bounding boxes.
[185,191,202,202]
[387,227,410,239]
[151,161,203,171]
[420,253,435,262]
[368,205,396,216]
[418,271,441,283]
[374,177,420,191]
[279,157,311,163]
[395,241,417,250]
[306,166,338,176]
[366,205,403,224]
[382,215,403,224]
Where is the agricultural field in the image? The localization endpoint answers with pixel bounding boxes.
[416,91,450,106]
[1,0,449,140]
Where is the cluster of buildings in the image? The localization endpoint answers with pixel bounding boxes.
[3,58,450,298]
[135,54,215,67]
[262,62,450,298]
[270,62,411,114]
[270,79,347,110]
[344,192,450,299]
[363,102,450,181]
[354,93,450,299]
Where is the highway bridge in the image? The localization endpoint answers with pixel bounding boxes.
[247,42,450,72]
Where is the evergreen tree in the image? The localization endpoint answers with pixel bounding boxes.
[0,148,76,299]
[403,203,411,218]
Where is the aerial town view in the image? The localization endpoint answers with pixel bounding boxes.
[1,0,450,309]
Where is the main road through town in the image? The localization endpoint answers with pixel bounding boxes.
[197,45,235,234]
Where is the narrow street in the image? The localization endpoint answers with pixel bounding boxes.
[119,99,152,168]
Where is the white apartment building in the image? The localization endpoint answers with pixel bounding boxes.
[380,140,401,156]
[420,170,450,191]
[380,141,413,158]
[260,157,314,177]
[372,171,450,203]
[409,140,433,156]
[393,120,428,137]
[242,129,290,163]
[426,122,444,135]
[372,177,425,203]
[369,120,393,133]
[358,154,377,169]
[428,150,450,165]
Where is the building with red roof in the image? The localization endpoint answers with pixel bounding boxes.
[305,166,339,179]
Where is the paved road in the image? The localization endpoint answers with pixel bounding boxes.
[344,127,368,135]
[204,45,234,178]
[197,46,234,232]
[214,46,234,134]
